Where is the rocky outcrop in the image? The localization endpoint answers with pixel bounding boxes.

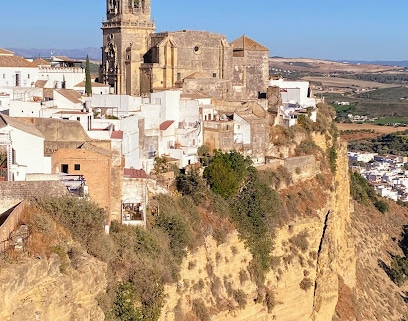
[0,253,106,321]
[158,136,356,320]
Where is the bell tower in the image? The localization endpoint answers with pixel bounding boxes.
[101,0,155,96]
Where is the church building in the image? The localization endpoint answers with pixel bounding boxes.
[100,0,269,100]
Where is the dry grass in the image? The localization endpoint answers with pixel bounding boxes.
[344,201,408,320]
[337,123,408,141]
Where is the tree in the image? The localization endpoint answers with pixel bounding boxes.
[85,54,92,97]
[203,150,252,199]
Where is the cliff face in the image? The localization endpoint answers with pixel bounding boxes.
[0,253,106,321]
[158,136,357,320]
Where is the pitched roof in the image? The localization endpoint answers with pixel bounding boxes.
[184,72,212,79]
[55,89,83,104]
[0,55,37,68]
[35,80,48,88]
[160,120,175,131]
[0,113,44,138]
[230,35,269,51]
[0,48,14,56]
[124,168,148,179]
[74,81,109,88]
[33,58,51,66]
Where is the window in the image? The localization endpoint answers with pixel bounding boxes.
[177,73,181,81]
[15,73,21,86]
[74,164,80,170]
[28,74,30,79]
[213,73,216,78]
[61,164,68,173]
[2,74,5,79]
[77,117,80,121]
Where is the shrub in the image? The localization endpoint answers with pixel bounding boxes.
[239,269,249,284]
[233,289,247,309]
[289,231,309,253]
[176,169,207,204]
[374,200,389,214]
[34,196,106,252]
[299,277,314,291]
[192,299,211,321]
[295,140,319,156]
[203,150,252,199]
[265,287,276,313]
[112,282,142,321]
[390,255,408,286]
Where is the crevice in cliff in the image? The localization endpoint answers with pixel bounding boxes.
[312,210,331,312]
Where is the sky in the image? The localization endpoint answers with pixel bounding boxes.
[2,0,408,61]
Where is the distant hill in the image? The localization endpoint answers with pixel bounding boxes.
[5,47,101,61]
[341,60,408,68]
[269,57,404,75]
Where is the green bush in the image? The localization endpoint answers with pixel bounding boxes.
[176,170,207,204]
[112,282,142,321]
[390,256,408,286]
[203,150,252,198]
[232,167,281,273]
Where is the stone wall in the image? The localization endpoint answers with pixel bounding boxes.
[284,155,317,183]
[0,200,27,252]
[0,180,68,213]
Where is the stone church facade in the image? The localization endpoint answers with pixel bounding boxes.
[100,0,269,100]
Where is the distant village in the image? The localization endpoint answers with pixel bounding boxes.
[349,151,408,202]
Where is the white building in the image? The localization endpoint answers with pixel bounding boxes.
[348,151,377,163]
[0,113,50,181]
[37,56,85,90]
[0,49,39,88]
[269,78,316,108]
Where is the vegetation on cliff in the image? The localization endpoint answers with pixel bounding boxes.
[2,102,345,320]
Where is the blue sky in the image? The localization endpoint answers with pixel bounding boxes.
[2,0,408,61]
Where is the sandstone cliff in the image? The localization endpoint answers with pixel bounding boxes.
[157,134,358,320]
[0,253,106,321]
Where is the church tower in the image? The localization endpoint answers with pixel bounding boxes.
[101,0,155,95]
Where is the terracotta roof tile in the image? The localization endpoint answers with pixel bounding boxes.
[33,58,51,66]
[160,120,174,131]
[56,89,83,104]
[0,48,14,56]
[74,81,109,88]
[230,35,269,51]
[0,55,37,68]
[111,130,123,139]
[35,80,48,88]
[124,168,148,179]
